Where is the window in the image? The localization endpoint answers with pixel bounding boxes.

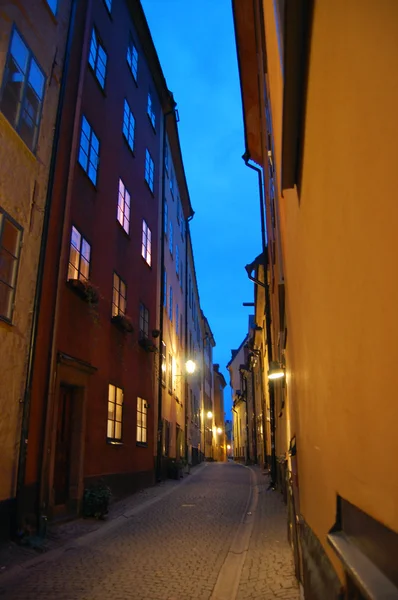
[141,220,152,266]
[176,246,179,276]
[0,28,45,152]
[103,0,112,14]
[180,216,185,241]
[139,302,149,339]
[168,353,172,392]
[0,209,22,321]
[147,92,156,129]
[176,304,179,336]
[127,36,138,81]
[117,178,130,234]
[88,28,107,89]
[67,226,90,281]
[161,341,166,385]
[163,268,167,308]
[170,169,174,195]
[122,99,135,152]
[46,0,57,14]
[164,144,169,173]
[169,222,173,255]
[176,199,180,224]
[169,286,173,321]
[112,272,126,317]
[78,116,99,185]
[144,149,154,192]
[107,384,123,441]
[164,202,168,235]
[136,397,148,444]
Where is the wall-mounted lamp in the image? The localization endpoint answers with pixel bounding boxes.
[207,411,213,419]
[216,427,222,434]
[267,361,285,380]
[185,359,196,374]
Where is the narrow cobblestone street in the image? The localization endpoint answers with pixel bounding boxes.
[0,463,299,600]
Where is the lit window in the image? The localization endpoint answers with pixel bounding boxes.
[137,397,148,444]
[122,99,135,152]
[103,0,112,15]
[169,286,173,321]
[176,246,179,276]
[107,384,123,441]
[161,341,166,385]
[141,219,152,266]
[78,115,99,185]
[163,268,167,308]
[127,36,138,81]
[0,28,45,152]
[168,353,173,392]
[67,226,90,282]
[139,302,149,339]
[169,222,173,255]
[88,28,107,89]
[147,91,156,129]
[112,272,126,317]
[144,149,154,192]
[117,178,131,234]
[176,303,179,336]
[0,209,22,322]
[46,0,57,14]
[164,201,168,235]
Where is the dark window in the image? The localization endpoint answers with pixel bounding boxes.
[139,302,149,339]
[0,28,45,151]
[0,209,22,321]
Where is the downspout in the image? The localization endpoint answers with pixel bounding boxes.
[39,0,94,514]
[184,215,193,464]
[15,0,78,529]
[244,156,277,488]
[251,368,258,463]
[156,103,176,482]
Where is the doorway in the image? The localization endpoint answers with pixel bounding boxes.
[53,384,75,506]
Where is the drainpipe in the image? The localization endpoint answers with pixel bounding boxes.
[184,216,193,465]
[243,156,277,488]
[15,0,78,531]
[251,368,258,463]
[156,102,176,482]
[38,0,94,516]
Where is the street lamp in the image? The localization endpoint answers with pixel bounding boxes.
[207,411,213,419]
[267,360,285,380]
[185,359,196,374]
[216,427,222,434]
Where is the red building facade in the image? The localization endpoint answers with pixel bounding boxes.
[22,0,173,522]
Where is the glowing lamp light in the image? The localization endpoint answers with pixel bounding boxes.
[217,427,222,434]
[185,359,196,374]
[207,411,213,419]
[227,444,231,450]
[267,361,285,380]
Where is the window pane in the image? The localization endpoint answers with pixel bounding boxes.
[2,219,20,256]
[108,401,115,421]
[28,59,45,99]
[115,421,122,440]
[116,387,123,405]
[10,30,29,74]
[107,419,114,439]
[116,402,122,422]
[108,384,115,401]
[81,239,91,262]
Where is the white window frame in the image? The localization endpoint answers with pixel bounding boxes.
[137,397,148,444]
[141,219,152,266]
[117,178,131,234]
[107,384,123,442]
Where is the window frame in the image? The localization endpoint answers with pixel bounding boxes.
[136,397,148,445]
[88,27,107,90]
[141,219,152,267]
[122,98,135,153]
[117,178,131,234]
[103,0,112,16]
[126,35,138,82]
[147,91,156,130]
[67,225,91,282]
[0,26,46,153]
[78,115,100,186]
[112,271,127,317]
[144,148,154,193]
[139,301,149,340]
[107,383,123,443]
[0,208,23,323]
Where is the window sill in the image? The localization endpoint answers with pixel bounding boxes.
[0,315,13,328]
[122,134,135,157]
[107,439,123,446]
[88,67,107,97]
[77,162,98,191]
[136,442,148,448]
[42,0,58,24]
[144,179,155,197]
[116,220,131,239]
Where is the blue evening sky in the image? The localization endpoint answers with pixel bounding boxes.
[142,0,261,416]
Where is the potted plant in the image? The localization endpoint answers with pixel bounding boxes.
[68,278,99,305]
[82,480,112,519]
[138,337,158,352]
[111,313,134,333]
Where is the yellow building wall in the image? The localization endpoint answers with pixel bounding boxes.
[0,2,71,503]
[264,0,398,575]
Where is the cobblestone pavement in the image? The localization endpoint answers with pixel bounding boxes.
[237,467,300,600]
[0,463,300,600]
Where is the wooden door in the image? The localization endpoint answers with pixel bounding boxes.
[53,385,74,506]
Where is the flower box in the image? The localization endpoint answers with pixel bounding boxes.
[68,278,99,304]
[111,313,134,333]
[138,337,157,352]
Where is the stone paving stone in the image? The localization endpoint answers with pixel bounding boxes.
[236,466,300,600]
